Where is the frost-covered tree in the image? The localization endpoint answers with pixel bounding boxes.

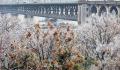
[76,14,120,70]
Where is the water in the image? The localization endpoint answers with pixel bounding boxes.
[18,14,78,27]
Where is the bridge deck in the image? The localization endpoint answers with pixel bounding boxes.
[0,0,79,5]
[79,1,120,5]
[0,3,78,21]
[0,1,120,5]
[0,1,119,21]
[0,3,78,6]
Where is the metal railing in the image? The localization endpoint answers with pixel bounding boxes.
[0,0,79,4]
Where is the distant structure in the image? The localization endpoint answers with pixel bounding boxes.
[0,0,78,4]
[0,0,119,24]
[78,0,119,23]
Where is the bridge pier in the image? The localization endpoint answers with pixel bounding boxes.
[78,1,120,24]
[78,4,88,24]
[78,5,81,24]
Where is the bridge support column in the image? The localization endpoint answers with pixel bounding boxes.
[106,6,109,15]
[97,5,100,16]
[118,7,120,17]
[78,5,81,24]
[78,4,87,24]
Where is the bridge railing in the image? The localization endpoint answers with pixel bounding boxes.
[0,0,79,5]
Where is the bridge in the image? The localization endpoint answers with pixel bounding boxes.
[0,0,119,23]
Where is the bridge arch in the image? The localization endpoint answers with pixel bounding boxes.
[99,6,107,16]
[91,5,97,14]
[110,6,118,15]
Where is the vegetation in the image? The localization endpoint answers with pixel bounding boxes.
[0,14,120,70]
